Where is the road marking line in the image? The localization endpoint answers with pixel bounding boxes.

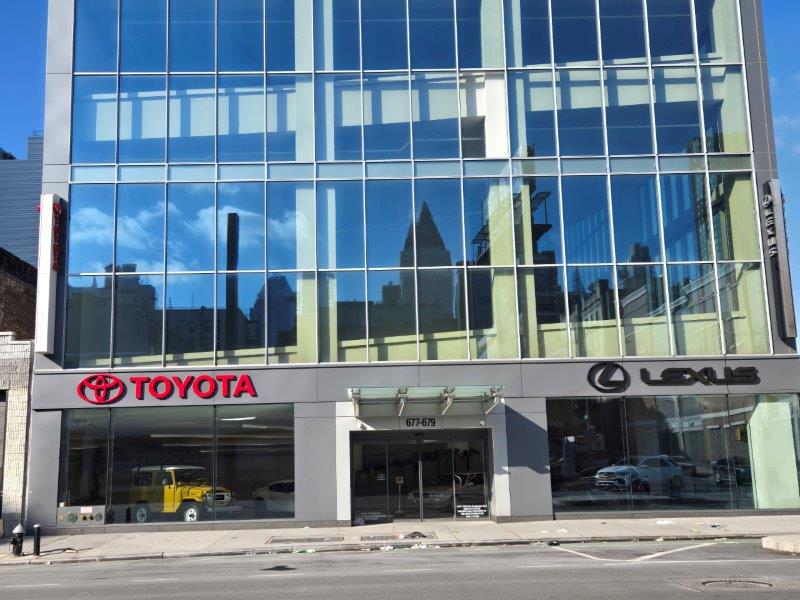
[631,542,717,562]
[131,578,179,583]
[385,568,435,573]
[5,583,60,589]
[547,546,609,561]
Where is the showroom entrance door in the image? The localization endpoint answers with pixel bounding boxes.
[351,430,489,523]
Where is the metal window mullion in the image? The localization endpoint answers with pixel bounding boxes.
[161,182,168,368]
[545,0,572,359]
[689,0,727,356]
[108,183,119,367]
[641,0,675,356]
[498,0,522,361]
[213,180,219,366]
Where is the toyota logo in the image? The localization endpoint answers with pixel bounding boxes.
[587,362,630,393]
[77,374,127,405]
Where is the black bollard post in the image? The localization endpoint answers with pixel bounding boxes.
[33,524,42,556]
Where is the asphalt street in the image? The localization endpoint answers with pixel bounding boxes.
[1,540,799,599]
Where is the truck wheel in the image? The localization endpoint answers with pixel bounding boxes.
[181,502,201,523]
[133,503,150,524]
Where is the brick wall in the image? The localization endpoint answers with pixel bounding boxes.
[0,269,36,341]
[0,332,33,535]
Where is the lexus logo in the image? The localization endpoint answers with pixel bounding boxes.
[77,374,127,405]
[587,362,630,393]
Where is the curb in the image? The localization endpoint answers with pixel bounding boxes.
[762,535,800,555]
[0,532,771,566]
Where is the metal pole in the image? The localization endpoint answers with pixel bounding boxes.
[33,524,42,557]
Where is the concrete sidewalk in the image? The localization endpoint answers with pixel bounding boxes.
[3,515,800,565]
[763,534,800,555]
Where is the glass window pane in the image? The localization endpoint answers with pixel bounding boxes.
[514,175,561,265]
[552,0,599,66]
[75,0,118,72]
[618,264,669,356]
[547,398,629,512]
[464,178,514,266]
[169,0,214,72]
[368,270,417,361]
[660,174,712,261]
[557,70,605,156]
[718,263,769,355]
[600,0,646,65]
[562,176,612,264]
[363,74,411,160]
[419,269,468,360]
[457,0,504,68]
[168,76,215,162]
[217,273,266,364]
[216,405,295,519]
[366,180,413,268]
[411,73,460,159]
[667,263,721,355]
[65,276,112,368]
[165,274,214,364]
[518,267,568,358]
[69,185,115,273]
[508,71,556,158]
[319,271,367,362]
[267,181,315,270]
[218,76,265,162]
[647,0,694,63]
[109,407,213,523]
[626,396,735,509]
[460,72,509,159]
[316,74,363,161]
[218,0,264,71]
[120,0,166,72]
[653,67,703,154]
[218,182,266,270]
[72,76,117,164]
[362,0,408,70]
[409,0,456,69]
[317,181,364,269]
[268,272,317,364]
[58,410,109,508]
[415,179,464,267]
[702,66,749,154]
[267,0,313,71]
[605,68,653,155]
[115,274,164,366]
[611,175,661,263]
[504,0,551,68]
[116,184,165,272]
[119,76,167,163]
[710,172,759,261]
[727,395,800,510]
[568,265,620,357]
[315,0,360,70]
[695,0,741,63]
[267,75,314,162]
[468,268,518,359]
[167,183,215,271]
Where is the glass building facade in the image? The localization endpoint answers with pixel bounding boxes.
[64,0,770,368]
[26,0,800,532]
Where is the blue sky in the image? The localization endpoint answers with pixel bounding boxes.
[1,1,799,308]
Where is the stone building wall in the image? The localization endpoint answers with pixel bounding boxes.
[0,332,33,535]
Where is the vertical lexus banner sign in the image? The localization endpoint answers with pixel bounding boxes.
[35,194,64,354]
[763,180,797,341]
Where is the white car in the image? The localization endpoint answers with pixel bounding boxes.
[252,480,295,515]
[595,456,684,496]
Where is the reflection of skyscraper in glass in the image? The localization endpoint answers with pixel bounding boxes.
[268,275,297,347]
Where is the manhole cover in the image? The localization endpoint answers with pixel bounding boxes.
[702,580,773,591]
[268,537,344,544]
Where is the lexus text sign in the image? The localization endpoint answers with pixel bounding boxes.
[76,373,258,405]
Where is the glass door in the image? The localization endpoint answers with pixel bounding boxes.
[418,440,454,519]
[387,441,419,519]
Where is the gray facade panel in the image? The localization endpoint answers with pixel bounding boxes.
[505,404,552,519]
[294,408,340,522]
[45,0,74,76]
[24,410,61,529]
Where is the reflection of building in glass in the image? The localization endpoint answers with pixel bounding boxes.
[268,275,296,348]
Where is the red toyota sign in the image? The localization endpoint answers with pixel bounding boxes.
[76,373,258,405]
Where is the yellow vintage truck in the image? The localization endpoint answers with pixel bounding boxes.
[128,466,235,523]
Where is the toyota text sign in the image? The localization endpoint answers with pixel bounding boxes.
[76,373,258,405]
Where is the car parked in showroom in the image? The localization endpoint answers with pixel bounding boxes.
[595,456,684,496]
[252,480,295,516]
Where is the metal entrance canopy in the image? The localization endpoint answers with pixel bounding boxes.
[348,386,504,418]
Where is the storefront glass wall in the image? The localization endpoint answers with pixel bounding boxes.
[548,395,800,513]
[58,405,294,523]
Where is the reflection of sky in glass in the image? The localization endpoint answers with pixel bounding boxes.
[268,182,314,270]
[366,180,413,268]
[317,181,364,269]
[218,183,265,271]
[68,185,115,274]
[414,179,463,266]
[166,273,214,308]
[116,184,165,272]
[167,184,215,271]
[611,175,661,263]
